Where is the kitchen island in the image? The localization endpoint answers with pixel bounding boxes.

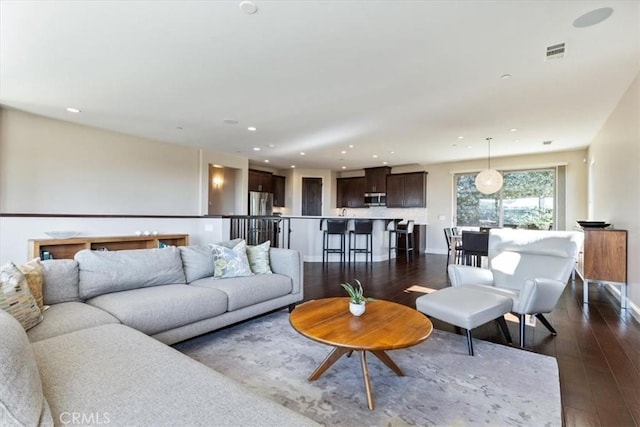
[223,215,423,262]
[283,216,406,262]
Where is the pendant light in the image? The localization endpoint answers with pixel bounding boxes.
[475,137,503,194]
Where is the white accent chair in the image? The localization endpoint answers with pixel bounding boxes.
[447,228,583,348]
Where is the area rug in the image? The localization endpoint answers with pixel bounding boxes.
[175,310,560,426]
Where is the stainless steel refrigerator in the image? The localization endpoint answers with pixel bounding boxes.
[249,191,273,216]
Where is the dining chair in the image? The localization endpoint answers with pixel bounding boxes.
[443,228,463,265]
[461,231,489,267]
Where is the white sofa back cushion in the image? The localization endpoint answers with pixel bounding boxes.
[0,309,53,426]
[488,229,582,291]
[75,247,186,300]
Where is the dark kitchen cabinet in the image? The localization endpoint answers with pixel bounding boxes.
[336,177,366,208]
[386,172,427,208]
[272,175,286,207]
[364,167,391,193]
[248,169,273,193]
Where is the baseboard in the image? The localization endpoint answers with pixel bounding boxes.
[603,283,640,322]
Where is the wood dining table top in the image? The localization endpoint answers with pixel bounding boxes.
[289,297,433,351]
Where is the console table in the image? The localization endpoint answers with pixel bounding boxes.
[29,234,189,260]
[576,228,627,309]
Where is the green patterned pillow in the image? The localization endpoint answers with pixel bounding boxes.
[246,240,272,275]
[1,262,43,330]
[209,240,254,279]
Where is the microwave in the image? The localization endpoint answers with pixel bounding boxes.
[364,192,386,206]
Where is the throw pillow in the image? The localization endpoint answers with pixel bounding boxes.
[17,258,45,311]
[246,240,272,275]
[0,262,43,330]
[209,240,254,279]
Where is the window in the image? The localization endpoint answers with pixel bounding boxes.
[455,168,556,230]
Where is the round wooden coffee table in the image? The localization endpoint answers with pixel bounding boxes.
[289,297,433,410]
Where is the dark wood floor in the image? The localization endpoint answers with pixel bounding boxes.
[303,253,640,427]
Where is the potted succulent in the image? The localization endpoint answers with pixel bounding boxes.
[340,279,372,316]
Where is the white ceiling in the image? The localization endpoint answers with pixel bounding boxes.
[1,1,639,171]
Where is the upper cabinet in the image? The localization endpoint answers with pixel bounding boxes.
[364,167,391,193]
[337,177,366,208]
[386,172,427,208]
[248,169,273,193]
[272,175,286,207]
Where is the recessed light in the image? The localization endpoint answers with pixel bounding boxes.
[66,107,81,113]
[248,126,257,131]
[389,151,395,154]
[341,150,347,154]
[264,159,270,163]
[501,74,512,80]
[348,145,354,148]
[382,161,388,165]
[300,152,305,156]
[573,7,613,28]
[253,147,261,151]
[239,1,258,14]
[266,144,276,148]
[457,136,464,139]
[223,119,238,125]
[372,154,378,158]
[510,128,517,132]
[341,166,347,169]
[291,165,296,168]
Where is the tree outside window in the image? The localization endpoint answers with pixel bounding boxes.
[455,169,554,230]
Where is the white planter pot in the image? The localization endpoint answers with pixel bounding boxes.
[349,301,366,316]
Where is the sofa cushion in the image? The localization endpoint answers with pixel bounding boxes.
[27,302,120,343]
[179,245,214,283]
[246,240,272,274]
[17,258,45,311]
[76,247,186,300]
[41,259,80,305]
[209,240,254,279]
[86,285,228,335]
[190,274,292,311]
[31,323,318,427]
[0,309,53,426]
[0,262,43,330]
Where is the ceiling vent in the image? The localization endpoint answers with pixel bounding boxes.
[546,43,566,60]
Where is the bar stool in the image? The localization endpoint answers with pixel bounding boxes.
[349,219,373,264]
[323,219,348,264]
[389,220,415,261]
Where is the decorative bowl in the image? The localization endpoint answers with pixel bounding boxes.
[577,221,610,228]
[45,231,80,239]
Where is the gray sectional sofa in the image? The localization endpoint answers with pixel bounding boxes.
[1,243,318,426]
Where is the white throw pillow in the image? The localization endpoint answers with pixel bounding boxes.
[0,262,43,330]
[246,240,272,275]
[209,240,254,279]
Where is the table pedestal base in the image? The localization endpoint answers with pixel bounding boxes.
[308,346,405,410]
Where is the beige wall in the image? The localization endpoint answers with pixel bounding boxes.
[0,109,200,215]
[588,72,640,314]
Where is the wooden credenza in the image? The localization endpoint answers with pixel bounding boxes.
[576,228,627,309]
[29,234,189,260]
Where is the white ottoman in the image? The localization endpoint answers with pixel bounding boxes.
[415,286,513,355]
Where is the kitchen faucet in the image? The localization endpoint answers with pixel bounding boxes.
[340,208,347,217]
